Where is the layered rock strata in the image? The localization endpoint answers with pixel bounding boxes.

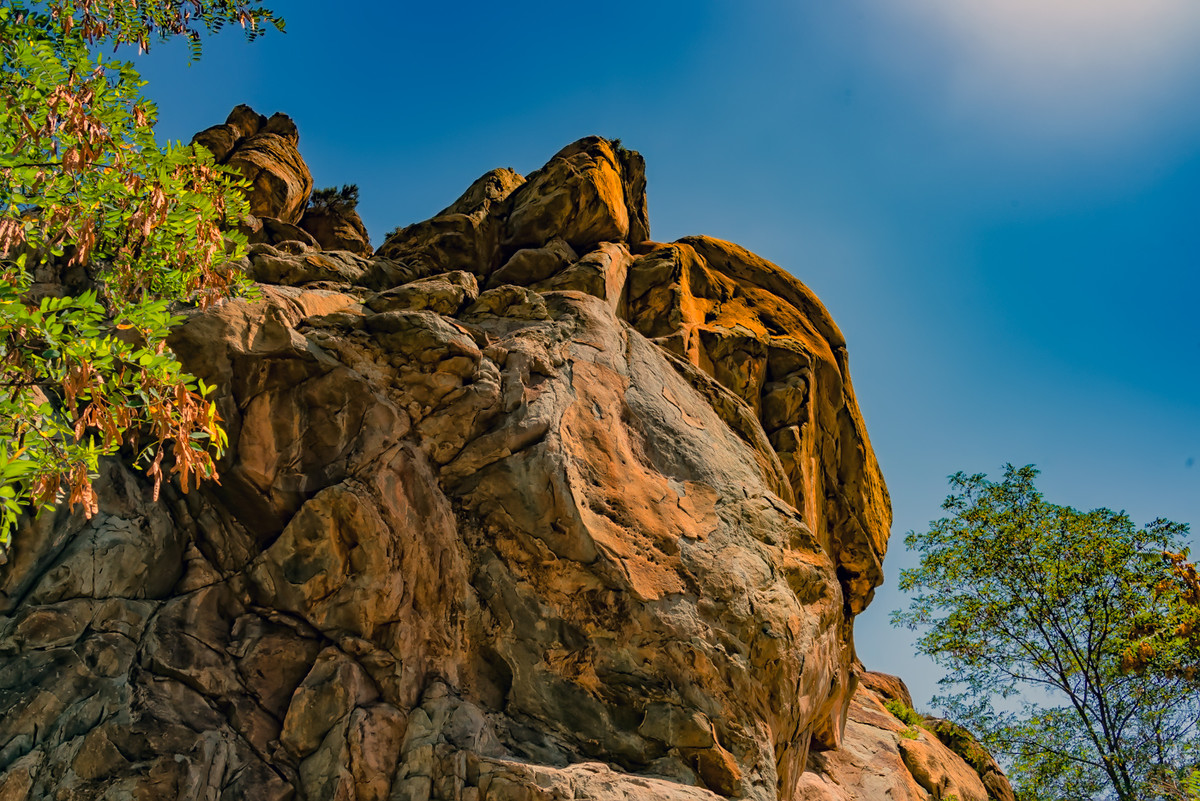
[0,109,1010,801]
[193,105,314,228]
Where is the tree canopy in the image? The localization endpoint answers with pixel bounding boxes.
[0,0,281,546]
[1122,548,1200,684]
[893,464,1199,801]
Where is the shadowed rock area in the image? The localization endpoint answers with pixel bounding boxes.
[0,106,1012,801]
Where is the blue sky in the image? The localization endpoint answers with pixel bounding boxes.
[134,0,1200,709]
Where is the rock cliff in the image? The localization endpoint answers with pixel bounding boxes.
[0,107,1012,801]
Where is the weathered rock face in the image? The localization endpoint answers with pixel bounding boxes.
[299,206,373,256]
[193,104,315,229]
[0,126,1007,800]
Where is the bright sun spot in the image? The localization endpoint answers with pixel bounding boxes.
[894,0,1200,143]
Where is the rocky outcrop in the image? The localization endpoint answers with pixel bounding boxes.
[0,125,1004,800]
[299,205,373,256]
[193,104,315,238]
[798,674,1015,801]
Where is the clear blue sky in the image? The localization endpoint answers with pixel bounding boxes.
[134,0,1200,710]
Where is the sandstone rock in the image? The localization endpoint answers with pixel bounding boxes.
[615,141,651,244]
[192,104,264,162]
[503,137,640,251]
[367,270,480,316]
[191,104,313,224]
[247,214,322,250]
[693,745,744,797]
[247,246,372,285]
[227,129,312,224]
[0,129,1004,801]
[300,204,374,255]
[856,669,915,710]
[280,647,380,757]
[625,236,890,614]
[375,168,526,279]
[489,238,578,288]
[376,212,504,281]
[462,284,550,321]
[800,682,1017,801]
[439,167,527,218]
[923,718,1016,801]
[801,685,939,801]
[899,737,989,801]
[532,241,632,311]
[193,122,241,163]
[227,102,267,139]
[348,703,408,801]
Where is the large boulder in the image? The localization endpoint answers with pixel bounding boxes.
[300,204,373,255]
[501,137,649,252]
[373,139,650,280]
[0,131,999,801]
[799,674,1016,801]
[192,104,314,225]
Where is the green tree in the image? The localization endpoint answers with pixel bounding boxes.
[0,0,282,545]
[893,464,1200,801]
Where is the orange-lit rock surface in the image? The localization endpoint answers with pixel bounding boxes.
[194,104,315,229]
[300,204,373,256]
[0,124,1010,800]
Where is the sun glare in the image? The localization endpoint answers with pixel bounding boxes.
[896,0,1200,141]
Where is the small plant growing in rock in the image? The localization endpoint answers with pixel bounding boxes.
[609,137,632,161]
[308,184,359,214]
[884,698,926,740]
[883,700,926,738]
[884,698,924,727]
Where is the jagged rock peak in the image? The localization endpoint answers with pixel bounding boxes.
[0,114,1015,801]
[193,104,311,225]
[192,104,373,256]
[374,135,649,279]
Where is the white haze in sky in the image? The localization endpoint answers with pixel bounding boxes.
[886,0,1200,146]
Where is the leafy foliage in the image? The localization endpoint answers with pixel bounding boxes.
[0,1,279,547]
[35,0,283,59]
[883,698,926,740]
[1121,549,1200,682]
[893,465,1199,801]
[884,697,925,727]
